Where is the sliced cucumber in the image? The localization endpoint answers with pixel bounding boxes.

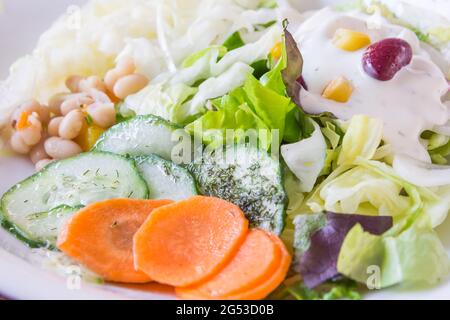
[1,210,44,248]
[135,155,198,201]
[94,115,192,162]
[188,144,287,235]
[1,152,148,247]
[25,205,83,248]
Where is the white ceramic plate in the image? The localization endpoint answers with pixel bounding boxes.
[0,0,449,300]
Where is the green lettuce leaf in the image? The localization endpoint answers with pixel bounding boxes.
[428,133,450,165]
[186,88,270,149]
[284,169,306,219]
[283,107,301,143]
[270,277,361,300]
[223,31,246,51]
[250,59,270,79]
[260,28,312,142]
[338,115,383,165]
[259,0,278,9]
[186,72,290,149]
[186,28,314,148]
[305,157,444,227]
[314,115,345,177]
[307,165,412,218]
[182,46,228,68]
[243,74,291,136]
[428,132,450,151]
[390,155,450,227]
[321,120,343,150]
[260,35,286,95]
[261,26,304,108]
[423,185,450,228]
[337,214,450,289]
[301,116,421,218]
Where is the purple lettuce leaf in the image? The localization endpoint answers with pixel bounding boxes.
[281,29,304,107]
[293,212,393,288]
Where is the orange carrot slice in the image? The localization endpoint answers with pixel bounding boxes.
[57,198,173,283]
[227,234,292,300]
[133,196,249,287]
[175,229,281,299]
[176,232,292,300]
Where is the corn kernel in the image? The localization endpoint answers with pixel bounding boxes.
[271,42,282,60]
[322,76,353,103]
[332,28,371,51]
[75,123,105,151]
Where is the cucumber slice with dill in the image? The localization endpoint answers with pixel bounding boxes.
[25,205,83,249]
[135,155,198,201]
[94,115,192,162]
[188,144,287,235]
[0,152,148,248]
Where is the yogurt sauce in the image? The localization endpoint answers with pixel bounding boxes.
[292,8,449,163]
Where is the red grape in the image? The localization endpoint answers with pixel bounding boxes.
[362,38,413,81]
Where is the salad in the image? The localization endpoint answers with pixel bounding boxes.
[0,0,450,300]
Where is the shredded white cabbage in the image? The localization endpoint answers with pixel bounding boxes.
[0,0,278,128]
[212,25,281,75]
[190,62,254,112]
[282,121,327,193]
[123,21,281,123]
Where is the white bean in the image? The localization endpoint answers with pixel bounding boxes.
[44,137,82,160]
[113,74,149,99]
[10,132,31,154]
[87,102,116,128]
[48,93,69,116]
[79,76,107,93]
[104,69,121,93]
[60,98,81,116]
[47,117,63,137]
[105,57,136,92]
[66,75,84,93]
[116,57,136,75]
[30,140,49,164]
[87,88,111,104]
[19,113,42,146]
[35,159,54,171]
[59,110,85,140]
[13,100,50,125]
[60,93,95,116]
[37,105,51,125]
